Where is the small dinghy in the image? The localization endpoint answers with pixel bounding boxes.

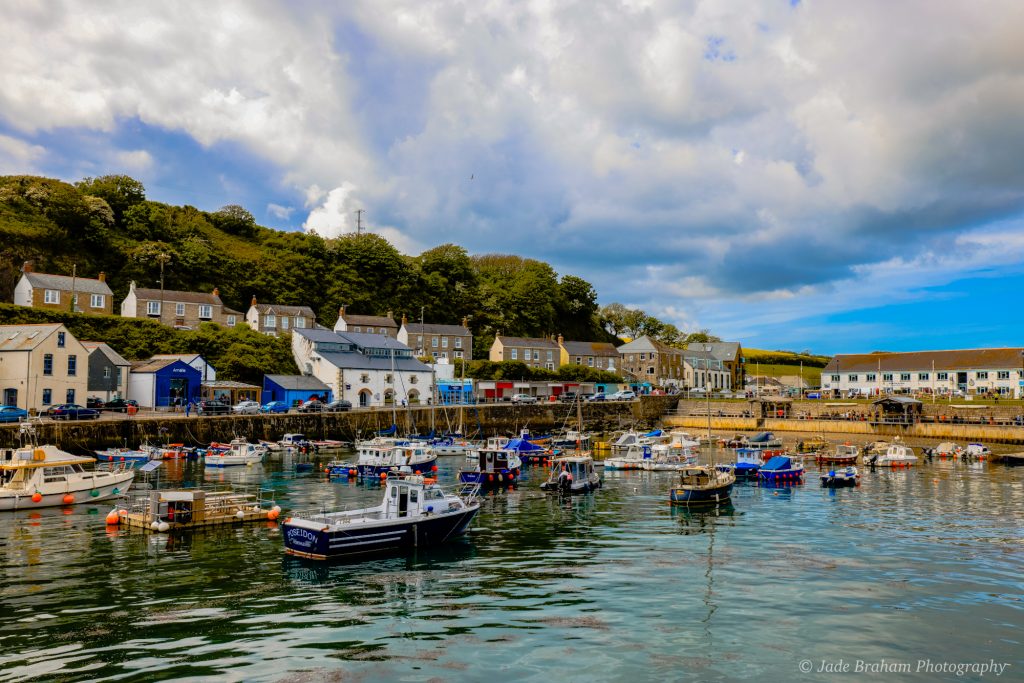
[820,466,859,488]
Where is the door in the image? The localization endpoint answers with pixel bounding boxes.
[359,390,371,407]
[398,486,409,517]
[3,388,16,406]
[957,372,968,392]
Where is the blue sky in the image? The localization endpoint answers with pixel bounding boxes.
[1,1,1023,355]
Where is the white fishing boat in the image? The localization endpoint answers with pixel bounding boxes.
[609,429,667,455]
[0,426,134,510]
[205,438,267,467]
[355,443,437,478]
[642,443,700,471]
[871,440,918,467]
[540,455,601,494]
[964,443,992,460]
[604,443,651,470]
[434,438,477,457]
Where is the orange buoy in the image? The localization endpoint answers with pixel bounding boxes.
[349,468,357,477]
[380,472,387,480]
[267,509,280,521]
[432,465,438,472]
[31,493,42,503]
[105,511,120,525]
[62,494,75,505]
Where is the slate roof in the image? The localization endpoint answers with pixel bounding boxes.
[130,358,186,374]
[561,340,620,356]
[337,331,412,351]
[318,351,431,373]
[23,272,112,296]
[252,303,315,317]
[684,341,741,362]
[264,374,330,391]
[403,322,471,336]
[342,313,397,328]
[616,336,679,354]
[81,341,131,366]
[825,348,1024,373]
[495,335,560,349]
[0,324,63,351]
[133,288,221,305]
[294,328,347,344]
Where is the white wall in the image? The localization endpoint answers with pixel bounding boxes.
[127,373,156,408]
[13,277,32,306]
[120,288,137,317]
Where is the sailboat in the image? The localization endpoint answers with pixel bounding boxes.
[541,392,601,494]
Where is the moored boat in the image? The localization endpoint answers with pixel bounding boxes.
[603,443,651,470]
[281,475,480,560]
[964,443,991,460]
[355,443,437,479]
[95,447,150,463]
[816,443,859,465]
[669,466,735,507]
[642,443,699,471]
[869,441,918,468]
[540,455,601,494]
[458,448,521,488]
[757,455,805,483]
[109,486,280,531]
[928,442,962,459]
[820,466,860,488]
[796,435,829,453]
[717,446,763,479]
[205,438,266,467]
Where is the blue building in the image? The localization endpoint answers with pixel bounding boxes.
[436,379,473,405]
[263,374,332,407]
[127,358,202,408]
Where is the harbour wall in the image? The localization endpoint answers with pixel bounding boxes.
[0,397,679,451]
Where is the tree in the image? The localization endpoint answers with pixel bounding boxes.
[75,174,146,225]
[211,204,257,237]
[556,275,599,340]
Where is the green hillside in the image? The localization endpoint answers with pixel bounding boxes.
[743,347,830,367]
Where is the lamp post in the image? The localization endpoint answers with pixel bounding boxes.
[156,252,171,322]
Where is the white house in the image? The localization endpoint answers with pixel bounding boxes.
[822,348,1024,398]
[292,328,434,408]
[0,323,90,411]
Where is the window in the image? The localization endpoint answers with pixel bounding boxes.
[442,337,448,348]
[900,373,911,381]
[847,374,857,382]
[294,317,305,329]
[117,367,122,385]
[265,314,276,328]
[66,389,75,404]
[977,371,989,380]
[366,327,374,334]
[628,355,634,362]
[417,335,422,344]
[998,371,1010,380]
[103,367,111,379]
[44,289,60,304]
[588,357,594,367]
[918,373,929,381]
[937,372,948,381]
[385,374,394,384]
[360,373,370,383]
[226,315,236,327]
[831,374,840,382]
[68,355,77,376]
[575,356,582,365]
[57,332,65,348]
[198,304,212,320]
[42,389,51,405]
[647,367,655,374]
[91,294,104,309]
[432,351,438,359]
[534,351,540,361]
[866,373,876,382]
[410,375,418,384]
[176,303,185,316]
[281,317,289,330]
[455,338,462,348]
[639,353,646,361]
[43,354,53,376]
[147,301,161,316]
[547,351,552,361]
[432,337,439,348]
[454,351,463,359]
[511,349,518,360]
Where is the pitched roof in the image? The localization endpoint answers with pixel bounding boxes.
[684,341,741,362]
[495,335,560,349]
[223,307,244,317]
[23,272,112,296]
[616,335,679,354]
[252,303,315,317]
[825,348,1024,373]
[130,358,182,373]
[81,341,131,366]
[0,324,63,351]
[264,374,330,391]
[561,340,620,356]
[341,313,397,327]
[133,288,221,305]
[294,327,347,344]
[337,331,413,351]
[403,322,471,336]
[318,351,431,373]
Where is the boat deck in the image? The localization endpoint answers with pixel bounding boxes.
[118,490,275,531]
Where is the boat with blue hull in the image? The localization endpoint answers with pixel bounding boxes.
[459,448,522,489]
[281,475,480,561]
[355,443,437,479]
[757,455,805,483]
[669,466,735,507]
[717,447,763,479]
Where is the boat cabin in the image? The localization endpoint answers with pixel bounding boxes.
[475,448,520,473]
[485,435,510,450]
[835,444,859,458]
[549,456,595,480]
[280,434,308,447]
[384,476,453,518]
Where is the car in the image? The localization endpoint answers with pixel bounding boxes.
[232,400,261,415]
[297,400,325,413]
[102,398,138,413]
[261,401,290,414]
[608,390,637,401]
[196,399,230,416]
[0,406,29,423]
[557,392,579,403]
[510,394,538,404]
[323,399,353,412]
[49,404,101,420]
[86,397,105,409]
[586,393,607,402]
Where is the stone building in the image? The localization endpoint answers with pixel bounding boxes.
[120,281,239,329]
[13,262,114,315]
[398,316,472,360]
[332,305,398,337]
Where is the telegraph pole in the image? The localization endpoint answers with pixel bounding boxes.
[355,209,364,236]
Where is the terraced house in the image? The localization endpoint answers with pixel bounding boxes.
[489,335,560,370]
[13,262,113,314]
[120,281,241,329]
[557,335,620,372]
[333,305,398,338]
[0,323,89,411]
[398,316,472,360]
[245,296,316,336]
[616,336,687,387]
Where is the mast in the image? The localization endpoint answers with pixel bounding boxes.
[458,356,466,435]
[390,345,397,429]
[576,390,584,453]
[705,344,713,465]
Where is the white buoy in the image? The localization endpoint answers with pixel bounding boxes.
[235,510,245,519]
[271,505,281,514]
[151,521,160,531]
[157,521,170,532]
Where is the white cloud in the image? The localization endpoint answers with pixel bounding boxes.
[267,203,294,220]
[303,183,359,238]
[112,149,153,172]
[0,134,45,174]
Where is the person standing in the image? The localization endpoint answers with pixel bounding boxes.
[185,401,192,418]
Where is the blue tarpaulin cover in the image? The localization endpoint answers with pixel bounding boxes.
[748,432,775,443]
[504,438,546,453]
[761,455,793,471]
[643,429,663,437]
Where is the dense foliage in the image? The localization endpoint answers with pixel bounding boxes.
[0,303,297,384]
[453,359,623,384]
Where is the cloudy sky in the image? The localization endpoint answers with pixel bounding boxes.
[2,0,1023,354]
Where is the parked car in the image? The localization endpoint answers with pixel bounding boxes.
[557,392,579,403]
[86,397,105,409]
[510,394,538,404]
[0,406,29,423]
[196,399,230,416]
[261,401,289,414]
[297,400,324,413]
[609,390,637,401]
[49,404,101,420]
[587,393,607,402]
[102,398,138,413]
[323,399,353,412]
[232,400,261,415]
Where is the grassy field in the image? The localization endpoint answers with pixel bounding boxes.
[747,363,822,385]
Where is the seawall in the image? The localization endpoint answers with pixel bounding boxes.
[0,397,679,451]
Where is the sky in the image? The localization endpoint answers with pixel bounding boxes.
[1,0,1023,355]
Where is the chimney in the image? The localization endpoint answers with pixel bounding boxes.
[213,287,220,297]
[461,317,468,328]
[386,309,393,320]
[98,272,106,283]
[401,314,408,326]
[129,280,136,291]
[251,295,258,307]
[21,261,33,274]
[339,305,346,317]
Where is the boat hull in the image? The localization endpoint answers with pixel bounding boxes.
[458,470,519,488]
[669,482,733,506]
[757,468,805,482]
[357,455,438,479]
[820,475,858,487]
[282,506,479,561]
[540,475,601,494]
[0,473,134,511]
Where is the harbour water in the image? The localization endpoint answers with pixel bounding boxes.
[1,451,1022,681]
